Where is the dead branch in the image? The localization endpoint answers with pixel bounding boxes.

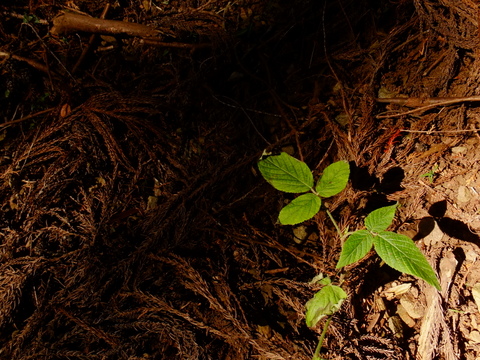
[51,11,160,38]
[0,107,56,129]
[72,4,111,73]
[376,96,480,118]
[50,11,212,49]
[0,51,59,77]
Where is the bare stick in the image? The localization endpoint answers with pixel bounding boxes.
[51,11,160,38]
[0,51,55,76]
[51,11,211,50]
[72,4,110,73]
[0,108,55,129]
[376,96,480,118]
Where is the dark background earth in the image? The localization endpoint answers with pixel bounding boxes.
[1,0,480,359]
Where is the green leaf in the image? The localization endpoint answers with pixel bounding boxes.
[319,277,331,286]
[336,230,374,268]
[258,152,313,193]
[365,204,397,233]
[305,284,347,328]
[373,231,441,290]
[316,161,350,197]
[278,193,321,225]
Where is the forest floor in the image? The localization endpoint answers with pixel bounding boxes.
[1,0,480,359]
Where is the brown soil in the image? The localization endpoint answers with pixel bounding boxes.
[1,0,480,359]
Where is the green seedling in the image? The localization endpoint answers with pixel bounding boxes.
[420,163,439,183]
[23,13,41,24]
[258,152,349,225]
[336,204,440,290]
[257,152,440,359]
[305,275,347,360]
[305,276,347,328]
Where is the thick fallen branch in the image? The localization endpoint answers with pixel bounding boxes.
[51,11,160,38]
[50,11,211,49]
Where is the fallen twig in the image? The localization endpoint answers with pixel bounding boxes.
[376,96,480,118]
[51,11,160,38]
[0,108,56,129]
[51,11,211,50]
[72,4,110,73]
[0,51,58,77]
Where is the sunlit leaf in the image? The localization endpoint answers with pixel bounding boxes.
[305,284,347,328]
[336,230,374,268]
[316,161,350,197]
[364,204,397,233]
[373,231,441,290]
[258,152,313,193]
[278,193,321,225]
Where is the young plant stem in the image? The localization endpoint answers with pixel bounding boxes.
[313,317,331,360]
[325,208,343,241]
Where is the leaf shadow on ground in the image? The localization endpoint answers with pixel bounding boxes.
[414,200,480,244]
[350,163,405,213]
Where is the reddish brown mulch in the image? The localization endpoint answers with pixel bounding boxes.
[2,1,480,359]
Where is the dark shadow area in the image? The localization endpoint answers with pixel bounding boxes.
[438,217,480,243]
[413,200,480,244]
[414,217,436,240]
[350,162,378,191]
[453,247,466,276]
[428,199,447,218]
[350,163,404,213]
[379,167,405,194]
